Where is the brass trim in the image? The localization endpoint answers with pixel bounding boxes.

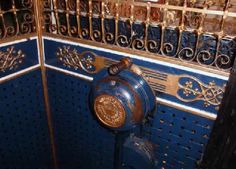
[35,1,58,169]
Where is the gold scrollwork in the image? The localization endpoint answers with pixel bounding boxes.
[178,47,195,61]
[56,46,105,74]
[142,68,225,108]
[0,47,25,72]
[177,75,225,107]
[105,32,115,43]
[132,39,145,50]
[0,0,35,39]
[42,0,236,72]
[147,40,160,53]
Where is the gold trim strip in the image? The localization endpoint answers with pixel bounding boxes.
[35,1,58,169]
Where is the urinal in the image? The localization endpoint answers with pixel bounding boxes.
[90,57,157,169]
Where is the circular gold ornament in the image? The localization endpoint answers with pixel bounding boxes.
[94,95,126,128]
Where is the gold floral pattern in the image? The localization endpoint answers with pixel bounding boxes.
[177,76,225,107]
[0,47,25,72]
[56,46,105,74]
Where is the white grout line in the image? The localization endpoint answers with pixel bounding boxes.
[0,36,37,47]
[156,97,217,120]
[45,64,94,81]
[0,64,40,83]
[43,36,229,81]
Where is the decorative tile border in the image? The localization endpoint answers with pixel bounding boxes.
[54,45,226,109]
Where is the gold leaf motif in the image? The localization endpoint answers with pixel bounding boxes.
[141,67,225,108]
[0,47,25,72]
[177,76,225,107]
[56,46,105,74]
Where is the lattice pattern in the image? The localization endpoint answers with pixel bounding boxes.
[42,0,236,71]
[0,0,36,39]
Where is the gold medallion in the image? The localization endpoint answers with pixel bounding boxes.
[94,95,126,128]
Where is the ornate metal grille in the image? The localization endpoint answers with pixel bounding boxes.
[0,0,36,39]
[42,0,236,72]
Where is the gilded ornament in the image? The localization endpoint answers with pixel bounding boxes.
[142,68,225,107]
[56,46,105,73]
[0,0,35,39]
[42,0,236,72]
[0,47,25,72]
[178,77,225,107]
